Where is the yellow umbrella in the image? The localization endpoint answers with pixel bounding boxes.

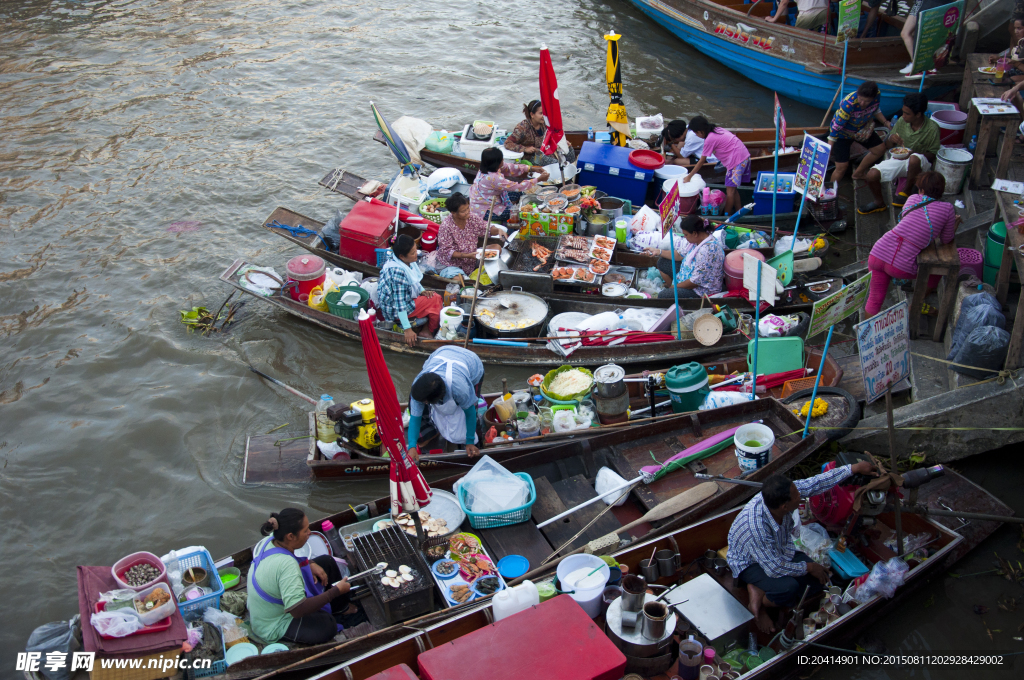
[604,31,630,147]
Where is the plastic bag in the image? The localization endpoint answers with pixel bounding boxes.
[421,167,466,192]
[90,610,142,638]
[700,391,756,410]
[774,235,813,255]
[307,285,332,313]
[320,209,343,253]
[457,455,529,514]
[951,326,1010,379]
[595,467,630,506]
[203,608,249,648]
[794,523,832,566]
[425,130,455,154]
[853,557,909,601]
[26,617,81,680]
[948,303,1005,359]
[630,229,663,251]
[758,313,800,337]
[631,205,662,233]
[553,409,577,433]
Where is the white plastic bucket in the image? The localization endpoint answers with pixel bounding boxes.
[556,554,609,618]
[935,147,972,195]
[734,423,775,472]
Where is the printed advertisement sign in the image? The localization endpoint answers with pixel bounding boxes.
[807,273,871,339]
[836,0,861,43]
[911,1,963,74]
[659,176,680,234]
[856,300,911,403]
[793,133,832,203]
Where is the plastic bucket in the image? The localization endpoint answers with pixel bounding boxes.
[932,110,968,146]
[724,249,765,292]
[666,363,710,413]
[440,305,464,332]
[556,554,610,618]
[986,222,1010,267]
[734,423,774,472]
[959,248,983,279]
[935,147,972,195]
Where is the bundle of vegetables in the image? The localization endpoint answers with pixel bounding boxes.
[541,365,594,402]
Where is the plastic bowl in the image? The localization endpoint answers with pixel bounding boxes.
[218,567,241,590]
[131,581,176,626]
[471,575,505,598]
[890,147,912,160]
[432,559,459,580]
[112,552,167,592]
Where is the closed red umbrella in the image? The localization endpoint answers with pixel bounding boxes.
[357,308,431,515]
[538,44,564,158]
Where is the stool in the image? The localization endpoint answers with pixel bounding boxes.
[965,104,1020,186]
[910,241,960,341]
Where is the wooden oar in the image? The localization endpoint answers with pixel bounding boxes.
[595,482,720,548]
[463,197,496,349]
[247,364,317,404]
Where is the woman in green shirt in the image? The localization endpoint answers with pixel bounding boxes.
[246,508,365,644]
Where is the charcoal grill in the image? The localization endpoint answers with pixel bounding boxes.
[350,525,434,624]
[510,237,558,274]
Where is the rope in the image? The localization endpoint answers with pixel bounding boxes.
[909,352,1019,386]
[267,220,321,239]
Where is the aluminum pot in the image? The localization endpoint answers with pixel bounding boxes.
[599,197,625,221]
[472,288,550,339]
[585,213,612,237]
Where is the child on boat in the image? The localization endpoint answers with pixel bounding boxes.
[682,116,750,216]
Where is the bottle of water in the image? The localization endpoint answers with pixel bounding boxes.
[316,394,336,443]
[968,135,977,153]
[588,127,594,141]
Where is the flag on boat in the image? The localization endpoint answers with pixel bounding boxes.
[357,308,432,515]
[603,31,630,147]
[775,93,787,143]
[538,44,565,157]
[370,101,417,175]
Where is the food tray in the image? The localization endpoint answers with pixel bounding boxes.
[512,240,557,274]
[589,243,613,263]
[431,547,507,608]
[555,234,593,264]
[601,266,636,287]
[94,601,173,639]
[592,235,617,250]
[589,259,611,276]
[551,266,602,287]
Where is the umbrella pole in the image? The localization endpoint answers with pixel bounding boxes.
[557,149,566,185]
[771,108,780,244]
[463,198,496,349]
[751,260,761,401]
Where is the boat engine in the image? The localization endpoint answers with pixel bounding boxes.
[329,398,381,451]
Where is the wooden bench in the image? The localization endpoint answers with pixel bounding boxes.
[910,240,959,341]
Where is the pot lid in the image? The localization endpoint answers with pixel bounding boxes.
[594,364,625,384]
[286,255,326,280]
[693,314,723,346]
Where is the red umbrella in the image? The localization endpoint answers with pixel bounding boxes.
[538,44,564,158]
[358,308,432,515]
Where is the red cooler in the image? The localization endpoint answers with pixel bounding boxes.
[724,249,765,292]
[285,255,326,301]
[366,664,418,680]
[339,201,396,264]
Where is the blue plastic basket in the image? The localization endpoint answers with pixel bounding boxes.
[189,623,227,679]
[176,548,224,622]
[376,248,390,268]
[458,472,536,529]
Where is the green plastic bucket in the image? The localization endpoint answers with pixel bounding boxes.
[665,363,710,413]
[985,221,1006,267]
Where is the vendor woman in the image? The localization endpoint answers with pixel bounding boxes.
[247,508,366,645]
[643,215,725,300]
[469,147,548,222]
[504,99,577,166]
[432,193,506,282]
[407,346,485,459]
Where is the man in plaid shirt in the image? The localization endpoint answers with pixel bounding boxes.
[727,460,877,633]
[377,234,442,347]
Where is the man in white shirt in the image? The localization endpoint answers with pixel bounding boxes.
[766,0,828,32]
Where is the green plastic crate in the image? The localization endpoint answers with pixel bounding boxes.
[747,337,804,376]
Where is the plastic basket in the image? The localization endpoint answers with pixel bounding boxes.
[458,472,536,529]
[780,376,818,399]
[325,285,370,319]
[175,548,224,621]
[418,197,450,224]
[112,551,167,591]
[189,623,227,679]
[808,196,839,222]
[376,248,391,268]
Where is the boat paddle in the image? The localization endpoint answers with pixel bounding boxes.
[463,197,496,349]
[247,364,318,405]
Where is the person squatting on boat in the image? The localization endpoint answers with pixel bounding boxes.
[857,92,941,215]
[504,99,578,167]
[469,147,548,222]
[683,116,751,216]
[641,214,726,300]
[827,81,890,185]
[377,234,443,347]
[659,119,706,168]
[726,461,878,633]
[247,508,367,645]
[407,346,485,459]
[429,192,506,283]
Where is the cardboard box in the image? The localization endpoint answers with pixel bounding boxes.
[519,211,575,236]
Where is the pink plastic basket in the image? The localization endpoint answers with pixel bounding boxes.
[112,551,167,592]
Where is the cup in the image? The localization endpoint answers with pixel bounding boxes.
[640,558,660,582]
[656,549,681,579]
[997,57,1009,81]
[702,647,716,666]
[828,585,842,597]
[712,558,729,578]
[641,601,669,641]
[804,621,817,637]
[699,665,715,680]
[703,549,718,571]
[615,219,628,244]
[621,574,647,613]
[718,662,732,674]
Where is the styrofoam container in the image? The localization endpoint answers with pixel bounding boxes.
[131,581,177,626]
[460,124,498,160]
[112,551,167,592]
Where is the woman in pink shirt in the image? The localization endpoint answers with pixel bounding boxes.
[865,172,957,317]
[683,116,751,215]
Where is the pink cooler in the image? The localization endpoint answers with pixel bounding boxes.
[959,248,983,279]
[724,249,766,292]
[286,254,326,301]
[933,110,967,147]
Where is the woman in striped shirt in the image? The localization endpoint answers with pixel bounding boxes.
[865,172,957,317]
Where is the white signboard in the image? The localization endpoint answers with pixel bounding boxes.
[855,300,910,404]
[743,254,777,307]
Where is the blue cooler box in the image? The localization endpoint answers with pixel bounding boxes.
[752,171,796,215]
[576,141,654,208]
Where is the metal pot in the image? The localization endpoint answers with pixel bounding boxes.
[585,213,612,237]
[594,364,627,399]
[472,288,549,339]
[599,197,625,221]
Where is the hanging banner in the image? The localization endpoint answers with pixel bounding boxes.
[855,300,911,403]
[911,1,963,74]
[836,0,861,44]
[659,179,680,233]
[807,273,872,338]
[774,92,786,143]
[793,133,832,203]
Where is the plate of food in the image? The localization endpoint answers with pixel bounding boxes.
[448,532,483,560]
[552,267,576,280]
[593,235,617,250]
[573,268,596,283]
[889,146,912,160]
[589,259,610,275]
[557,247,591,263]
[978,66,997,74]
[589,245,613,262]
[458,554,497,582]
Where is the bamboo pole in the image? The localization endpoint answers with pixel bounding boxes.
[463,197,496,349]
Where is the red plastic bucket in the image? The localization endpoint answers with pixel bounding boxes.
[932,110,967,146]
[724,249,765,292]
[286,255,326,301]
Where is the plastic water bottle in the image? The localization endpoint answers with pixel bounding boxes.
[316,394,336,443]
[588,127,594,141]
[968,135,977,153]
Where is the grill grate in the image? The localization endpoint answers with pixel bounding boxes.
[511,239,558,274]
[352,525,431,604]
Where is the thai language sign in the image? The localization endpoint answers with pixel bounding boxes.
[807,273,871,339]
[856,300,910,404]
[793,133,832,203]
[659,175,680,232]
[911,1,963,74]
[836,0,861,44]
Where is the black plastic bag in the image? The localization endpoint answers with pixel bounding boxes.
[319,209,343,253]
[948,304,1005,360]
[959,292,1000,314]
[26,617,81,680]
[951,326,1010,379]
